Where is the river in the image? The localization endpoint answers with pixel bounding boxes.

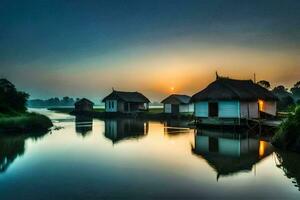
[0,108,299,199]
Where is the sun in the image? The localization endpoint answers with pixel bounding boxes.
[170,86,175,92]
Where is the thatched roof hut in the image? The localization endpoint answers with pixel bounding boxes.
[103,90,150,103]
[161,94,193,114]
[74,98,94,112]
[191,76,278,119]
[102,90,150,113]
[191,77,278,102]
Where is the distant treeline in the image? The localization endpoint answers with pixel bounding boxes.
[27,80,300,110]
[28,97,162,108]
[27,97,78,108]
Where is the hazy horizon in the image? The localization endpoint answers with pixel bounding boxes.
[1,0,299,101]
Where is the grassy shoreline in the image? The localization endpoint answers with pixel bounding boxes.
[48,107,105,113]
[0,112,53,133]
[47,107,164,114]
[48,107,194,121]
[272,106,300,153]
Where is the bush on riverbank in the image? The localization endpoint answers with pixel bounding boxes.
[0,79,53,133]
[272,106,300,152]
[0,79,29,114]
[0,112,53,133]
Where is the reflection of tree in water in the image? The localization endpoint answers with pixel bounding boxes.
[0,136,25,173]
[0,132,48,173]
[275,151,300,191]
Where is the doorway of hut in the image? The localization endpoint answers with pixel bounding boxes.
[125,103,130,112]
[209,102,218,117]
[171,104,180,114]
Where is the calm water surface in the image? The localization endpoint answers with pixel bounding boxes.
[0,109,300,199]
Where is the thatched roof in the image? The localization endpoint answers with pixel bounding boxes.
[161,94,191,104]
[75,98,94,106]
[191,77,278,102]
[102,90,150,103]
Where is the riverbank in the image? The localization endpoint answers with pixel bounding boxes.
[272,106,300,153]
[48,107,105,113]
[48,107,282,131]
[0,112,53,133]
[48,107,194,121]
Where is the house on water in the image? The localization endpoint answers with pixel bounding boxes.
[161,94,194,114]
[74,98,94,112]
[190,75,278,122]
[102,90,150,113]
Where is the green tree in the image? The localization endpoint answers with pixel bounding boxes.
[257,80,271,89]
[0,79,29,113]
[291,81,300,96]
[272,85,294,111]
[273,85,288,94]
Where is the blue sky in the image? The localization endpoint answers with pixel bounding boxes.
[0,0,299,102]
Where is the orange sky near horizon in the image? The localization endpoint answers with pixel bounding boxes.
[12,41,299,101]
[2,38,300,101]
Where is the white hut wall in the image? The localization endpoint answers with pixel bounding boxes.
[240,101,259,119]
[179,103,194,113]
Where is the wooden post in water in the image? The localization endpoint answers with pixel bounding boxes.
[258,119,262,136]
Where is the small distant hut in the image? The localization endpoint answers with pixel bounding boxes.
[191,75,278,120]
[102,90,150,113]
[74,98,94,112]
[161,94,194,114]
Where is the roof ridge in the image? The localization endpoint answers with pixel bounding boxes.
[218,77,253,82]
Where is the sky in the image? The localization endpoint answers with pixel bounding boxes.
[0,0,299,102]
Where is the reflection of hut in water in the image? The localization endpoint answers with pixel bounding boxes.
[163,120,192,136]
[104,119,148,144]
[75,116,93,137]
[192,129,273,180]
[275,151,300,191]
